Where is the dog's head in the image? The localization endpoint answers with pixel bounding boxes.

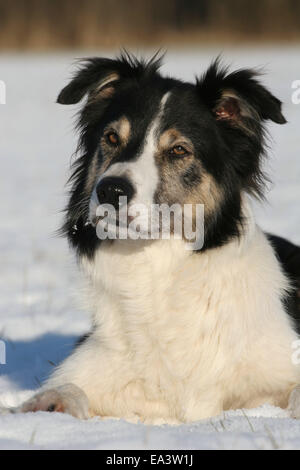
[58,53,286,257]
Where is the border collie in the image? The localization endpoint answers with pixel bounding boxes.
[5,53,300,422]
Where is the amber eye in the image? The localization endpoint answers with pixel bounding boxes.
[170,145,188,157]
[106,131,119,146]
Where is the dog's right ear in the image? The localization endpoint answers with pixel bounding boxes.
[57,53,163,105]
[57,58,122,105]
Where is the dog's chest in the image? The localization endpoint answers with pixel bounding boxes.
[88,240,235,384]
[82,235,300,418]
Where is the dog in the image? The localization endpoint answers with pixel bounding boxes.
[4,53,300,423]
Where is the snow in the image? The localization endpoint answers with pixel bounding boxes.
[0,46,300,450]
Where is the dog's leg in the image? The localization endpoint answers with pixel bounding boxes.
[6,334,131,419]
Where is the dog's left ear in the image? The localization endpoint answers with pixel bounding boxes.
[197,60,286,127]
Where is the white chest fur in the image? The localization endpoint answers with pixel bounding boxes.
[80,219,300,421]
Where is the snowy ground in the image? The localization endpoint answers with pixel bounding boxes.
[0,46,299,450]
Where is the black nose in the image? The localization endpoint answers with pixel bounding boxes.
[96,177,134,209]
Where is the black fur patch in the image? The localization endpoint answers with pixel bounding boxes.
[268,234,300,331]
[182,164,202,187]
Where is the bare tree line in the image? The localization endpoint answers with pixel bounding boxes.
[0,0,300,50]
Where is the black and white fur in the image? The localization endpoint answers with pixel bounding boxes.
[5,54,300,422]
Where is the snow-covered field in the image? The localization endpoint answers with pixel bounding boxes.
[0,46,299,450]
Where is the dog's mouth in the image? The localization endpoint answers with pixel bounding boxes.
[90,213,135,228]
[89,201,155,238]
[87,200,204,250]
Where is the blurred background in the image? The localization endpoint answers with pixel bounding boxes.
[1,0,300,50]
[0,0,299,407]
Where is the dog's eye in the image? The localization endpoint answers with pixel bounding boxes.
[170,145,189,157]
[105,131,120,146]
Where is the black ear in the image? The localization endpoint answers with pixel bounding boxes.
[57,52,164,105]
[57,58,122,105]
[197,59,286,126]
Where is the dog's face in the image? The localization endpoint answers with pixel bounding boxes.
[87,85,224,241]
[58,54,286,257]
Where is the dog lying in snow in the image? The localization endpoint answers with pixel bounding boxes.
[4,54,300,423]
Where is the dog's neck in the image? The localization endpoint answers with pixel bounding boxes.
[81,195,257,289]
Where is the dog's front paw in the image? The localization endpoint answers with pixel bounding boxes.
[19,384,90,419]
[288,385,300,419]
[0,406,17,415]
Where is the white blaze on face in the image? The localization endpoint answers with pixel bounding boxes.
[127,91,171,206]
[89,92,171,226]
